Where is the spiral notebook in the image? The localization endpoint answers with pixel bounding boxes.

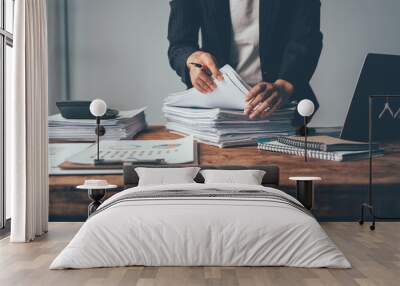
[257,140,384,162]
[276,135,379,152]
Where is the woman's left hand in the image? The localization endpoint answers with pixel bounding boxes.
[244,79,295,119]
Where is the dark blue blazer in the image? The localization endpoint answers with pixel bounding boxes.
[167,0,323,110]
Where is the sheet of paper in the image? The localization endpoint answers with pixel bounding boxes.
[66,136,195,165]
[49,143,121,175]
[165,65,250,110]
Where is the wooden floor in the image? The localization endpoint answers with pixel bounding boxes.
[0,222,399,286]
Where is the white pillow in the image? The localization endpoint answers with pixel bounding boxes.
[135,167,200,186]
[200,169,266,185]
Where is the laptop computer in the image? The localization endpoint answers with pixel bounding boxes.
[340,53,400,142]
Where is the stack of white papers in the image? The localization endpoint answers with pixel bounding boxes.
[163,65,297,147]
[49,108,147,141]
[165,65,250,110]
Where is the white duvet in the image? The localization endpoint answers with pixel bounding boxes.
[50,183,351,269]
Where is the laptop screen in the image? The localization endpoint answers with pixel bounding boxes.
[340,53,400,142]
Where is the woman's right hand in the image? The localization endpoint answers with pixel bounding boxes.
[186,51,224,93]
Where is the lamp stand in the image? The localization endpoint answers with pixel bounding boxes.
[359,96,376,230]
[304,116,308,162]
[359,95,400,231]
[94,117,106,165]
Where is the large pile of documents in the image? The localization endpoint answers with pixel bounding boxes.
[163,65,297,147]
[49,108,147,141]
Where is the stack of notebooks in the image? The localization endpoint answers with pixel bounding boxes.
[49,108,147,142]
[257,135,384,161]
[163,65,297,148]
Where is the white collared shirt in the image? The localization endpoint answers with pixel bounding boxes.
[229,0,262,86]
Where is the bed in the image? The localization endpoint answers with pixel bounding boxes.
[50,165,350,269]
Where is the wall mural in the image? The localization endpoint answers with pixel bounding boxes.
[46,0,400,223]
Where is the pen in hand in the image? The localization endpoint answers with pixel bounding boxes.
[189,62,203,69]
[187,52,224,93]
[189,62,213,77]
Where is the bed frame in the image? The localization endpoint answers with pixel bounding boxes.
[123,165,280,189]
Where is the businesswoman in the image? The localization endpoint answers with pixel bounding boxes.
[167,0,323,119]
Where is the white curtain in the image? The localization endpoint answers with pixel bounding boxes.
[8,0,49,242]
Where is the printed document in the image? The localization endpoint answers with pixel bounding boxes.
[49,143,123,175]
[165,65,250,110]
[66,136,195,165]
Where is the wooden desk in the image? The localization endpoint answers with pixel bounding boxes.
[50,126,400,221]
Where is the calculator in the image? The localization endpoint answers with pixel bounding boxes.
[56,101,119,119]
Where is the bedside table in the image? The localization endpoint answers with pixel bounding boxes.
[77,180,118,216]
[289,177,321,210]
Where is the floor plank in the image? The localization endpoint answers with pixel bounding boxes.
[0,222,399,286]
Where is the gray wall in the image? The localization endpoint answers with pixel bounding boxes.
[47,0,70,115]
[48,0,400,126]
[311,0,400,126]
[48,0,184,121]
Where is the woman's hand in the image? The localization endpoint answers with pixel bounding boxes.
[186,51,224,93]
[244,79,295,119]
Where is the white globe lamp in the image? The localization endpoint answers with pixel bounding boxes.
[90,99,107,164]
[297,99,315,162]
[297,99,315,117]
[90,99,107,117]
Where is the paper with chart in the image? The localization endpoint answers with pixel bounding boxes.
[66,136,196,165]
[49,143,91,174]
[165,65,251,110]
[49,143,123,175]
